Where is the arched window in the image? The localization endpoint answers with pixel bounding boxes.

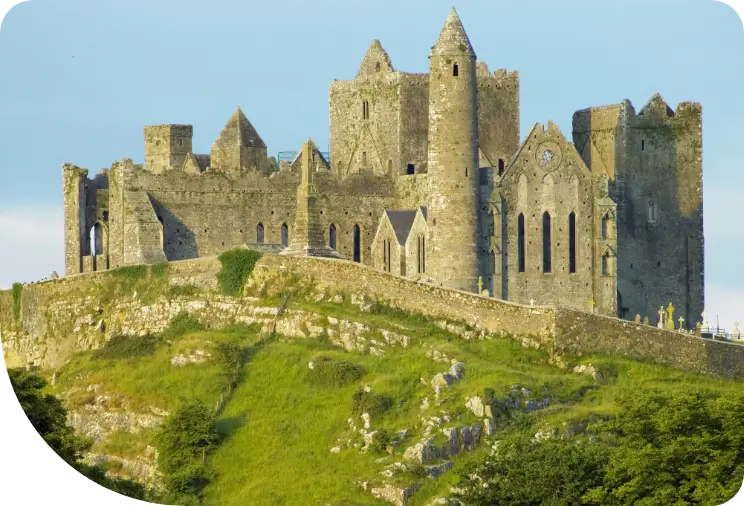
[648,201,657,223]
[569,212,576,274]
[353,225,361,262]
[90,223,104,255]
[281,223,289,247]
[602,211,614,239]
[329,224,337,250]
[542,212,552,273]
[375,62,381,72]
[256,223,264,244]
[453,63,459,77]
[518,213,525,273]
[362,100,369,120]
[602,252,611,276]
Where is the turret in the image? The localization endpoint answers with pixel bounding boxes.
[144,125,193,174]
[426,7,480,292]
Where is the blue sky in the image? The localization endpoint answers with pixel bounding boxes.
[0,0,742,328]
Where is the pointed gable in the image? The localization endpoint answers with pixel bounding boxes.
[290,139,330,173]
[638,93,675,119]
[213,107,266,149]
[431,7,476,58]
[356,40,394,79]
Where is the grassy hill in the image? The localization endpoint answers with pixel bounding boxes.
[41,291,744,506]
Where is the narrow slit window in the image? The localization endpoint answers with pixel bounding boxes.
[329,224,337,250]
[641,139,645,151]
[498,159,505,176]
[362,151,367,166]
[353,225,361,262]
[542,212,552,273]
[518,213,525,273]
[387,240,391,273]
[453,63,459,76]
[281,223,289,247]
[569,212,576,273]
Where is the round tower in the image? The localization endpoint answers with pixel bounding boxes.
[426,7,480,292]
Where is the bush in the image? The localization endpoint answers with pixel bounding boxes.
[168,284,200,297]
[308,356,366,387]
[160,312,205,342]
[352,389,393,417]
[217,249,263,296]
[91,335,158,361]
[215,343,242,387]
[11,282,22,320]
[156,401,218,498]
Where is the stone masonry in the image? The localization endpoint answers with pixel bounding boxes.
[61,8,703,325]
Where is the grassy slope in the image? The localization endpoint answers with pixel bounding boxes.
[47,299,744,506]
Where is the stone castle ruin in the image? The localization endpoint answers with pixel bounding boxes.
[62,8,703,328]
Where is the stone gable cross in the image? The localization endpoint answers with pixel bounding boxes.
[678,316,684,330]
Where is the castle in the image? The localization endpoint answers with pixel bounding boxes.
[62,8,704,327]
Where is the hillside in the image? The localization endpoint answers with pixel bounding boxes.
[3,250,744,505]
[41,293,744,505]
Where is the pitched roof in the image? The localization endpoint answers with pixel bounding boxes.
[638,93,675,118]
[385,210,417,245]
[431,7,476,58]
[194,154,210,171]
[357,39,394,78]
[214,107,266,148]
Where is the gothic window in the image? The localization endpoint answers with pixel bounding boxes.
[281,223,289,247]
[353,225,361,262]
[648,201,657,223]
[542,212,552,273]
[257,223,264,244]
[569,212,576,273]
[329,224,337,250]
[602,252,612,276]
[453,63,459,76]
[518,213,525,273]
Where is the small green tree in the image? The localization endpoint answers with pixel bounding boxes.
[156,401,218,498]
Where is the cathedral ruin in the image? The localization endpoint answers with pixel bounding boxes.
[62,8,704,327]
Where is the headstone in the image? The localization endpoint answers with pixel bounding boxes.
[657,307,665,329]
[634,314,641,323]
[530,299,535,307]
[678,316,684,331]
[665,303,675,331]
[478,276,483,295]
[696,322,703,336]
[643,316,649,326]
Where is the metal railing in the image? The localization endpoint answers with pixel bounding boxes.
[700,327,742,341]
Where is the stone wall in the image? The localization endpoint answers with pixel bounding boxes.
[554,308,744,378]
[1,254,742,380]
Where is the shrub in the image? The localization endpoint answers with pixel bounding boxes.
[11,282,22,320]
[91,335,158,361]
[215,343,242,387]
[160,312,205,342]
[308,356,366,387]
[217,249,263,296]
[352,389,393,417]
[156,401,218,498]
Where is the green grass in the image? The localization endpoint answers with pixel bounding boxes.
[47,297,744,506]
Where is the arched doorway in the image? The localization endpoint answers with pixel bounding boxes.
[353,225,361,262]
[257,223,264,244]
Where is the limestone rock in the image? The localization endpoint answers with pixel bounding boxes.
[371,483,421,506]
[403,438,445,464]
[484,418,496,436]
[425,460,454,479]
[465,396,484,417]
[449,362,465,379]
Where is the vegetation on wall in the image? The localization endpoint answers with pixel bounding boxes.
[7,368,147,501]
[11,282,22,320]
[216,249,263,296]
